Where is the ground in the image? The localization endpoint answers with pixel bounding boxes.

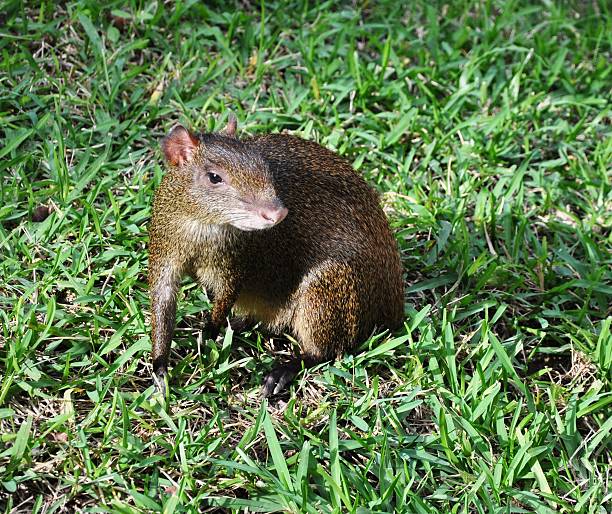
[0,1,611,512]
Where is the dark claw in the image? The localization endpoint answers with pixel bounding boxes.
[261,362,299,397]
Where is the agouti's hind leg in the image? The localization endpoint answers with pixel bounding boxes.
[260,262,359,397]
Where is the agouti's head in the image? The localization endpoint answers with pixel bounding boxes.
[161,118,288,231]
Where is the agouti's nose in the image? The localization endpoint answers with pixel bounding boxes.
[259,205,288,225]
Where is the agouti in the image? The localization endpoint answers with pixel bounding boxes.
[149,117,404,397]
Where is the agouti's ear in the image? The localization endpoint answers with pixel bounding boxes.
[223,114,237,137]
[161,125,199,166]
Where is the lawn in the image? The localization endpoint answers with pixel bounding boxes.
[1,0,611,512]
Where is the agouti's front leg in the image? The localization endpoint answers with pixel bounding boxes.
[196,264,242,337]
[204,284,239,339]
[150,263,181,395]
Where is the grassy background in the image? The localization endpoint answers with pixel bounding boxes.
[1,0,611,512]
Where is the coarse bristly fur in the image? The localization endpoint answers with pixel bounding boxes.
[148,118,405,397]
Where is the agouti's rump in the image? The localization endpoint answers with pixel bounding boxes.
[148,118,404,397]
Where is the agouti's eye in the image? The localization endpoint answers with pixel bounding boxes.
[207,172,223,184]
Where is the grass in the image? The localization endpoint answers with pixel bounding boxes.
[0,0,611,512]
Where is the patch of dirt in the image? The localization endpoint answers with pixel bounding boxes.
[526,348,597,389]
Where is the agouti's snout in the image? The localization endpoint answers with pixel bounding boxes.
[257,202,288,226]
[232,198,288,231]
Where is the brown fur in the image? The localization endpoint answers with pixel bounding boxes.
[149,124,404,396]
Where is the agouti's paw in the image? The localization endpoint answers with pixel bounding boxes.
[228,316,251,333]
[153,368,168,398]
[202,311,221,340]
[261,363,299,398]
